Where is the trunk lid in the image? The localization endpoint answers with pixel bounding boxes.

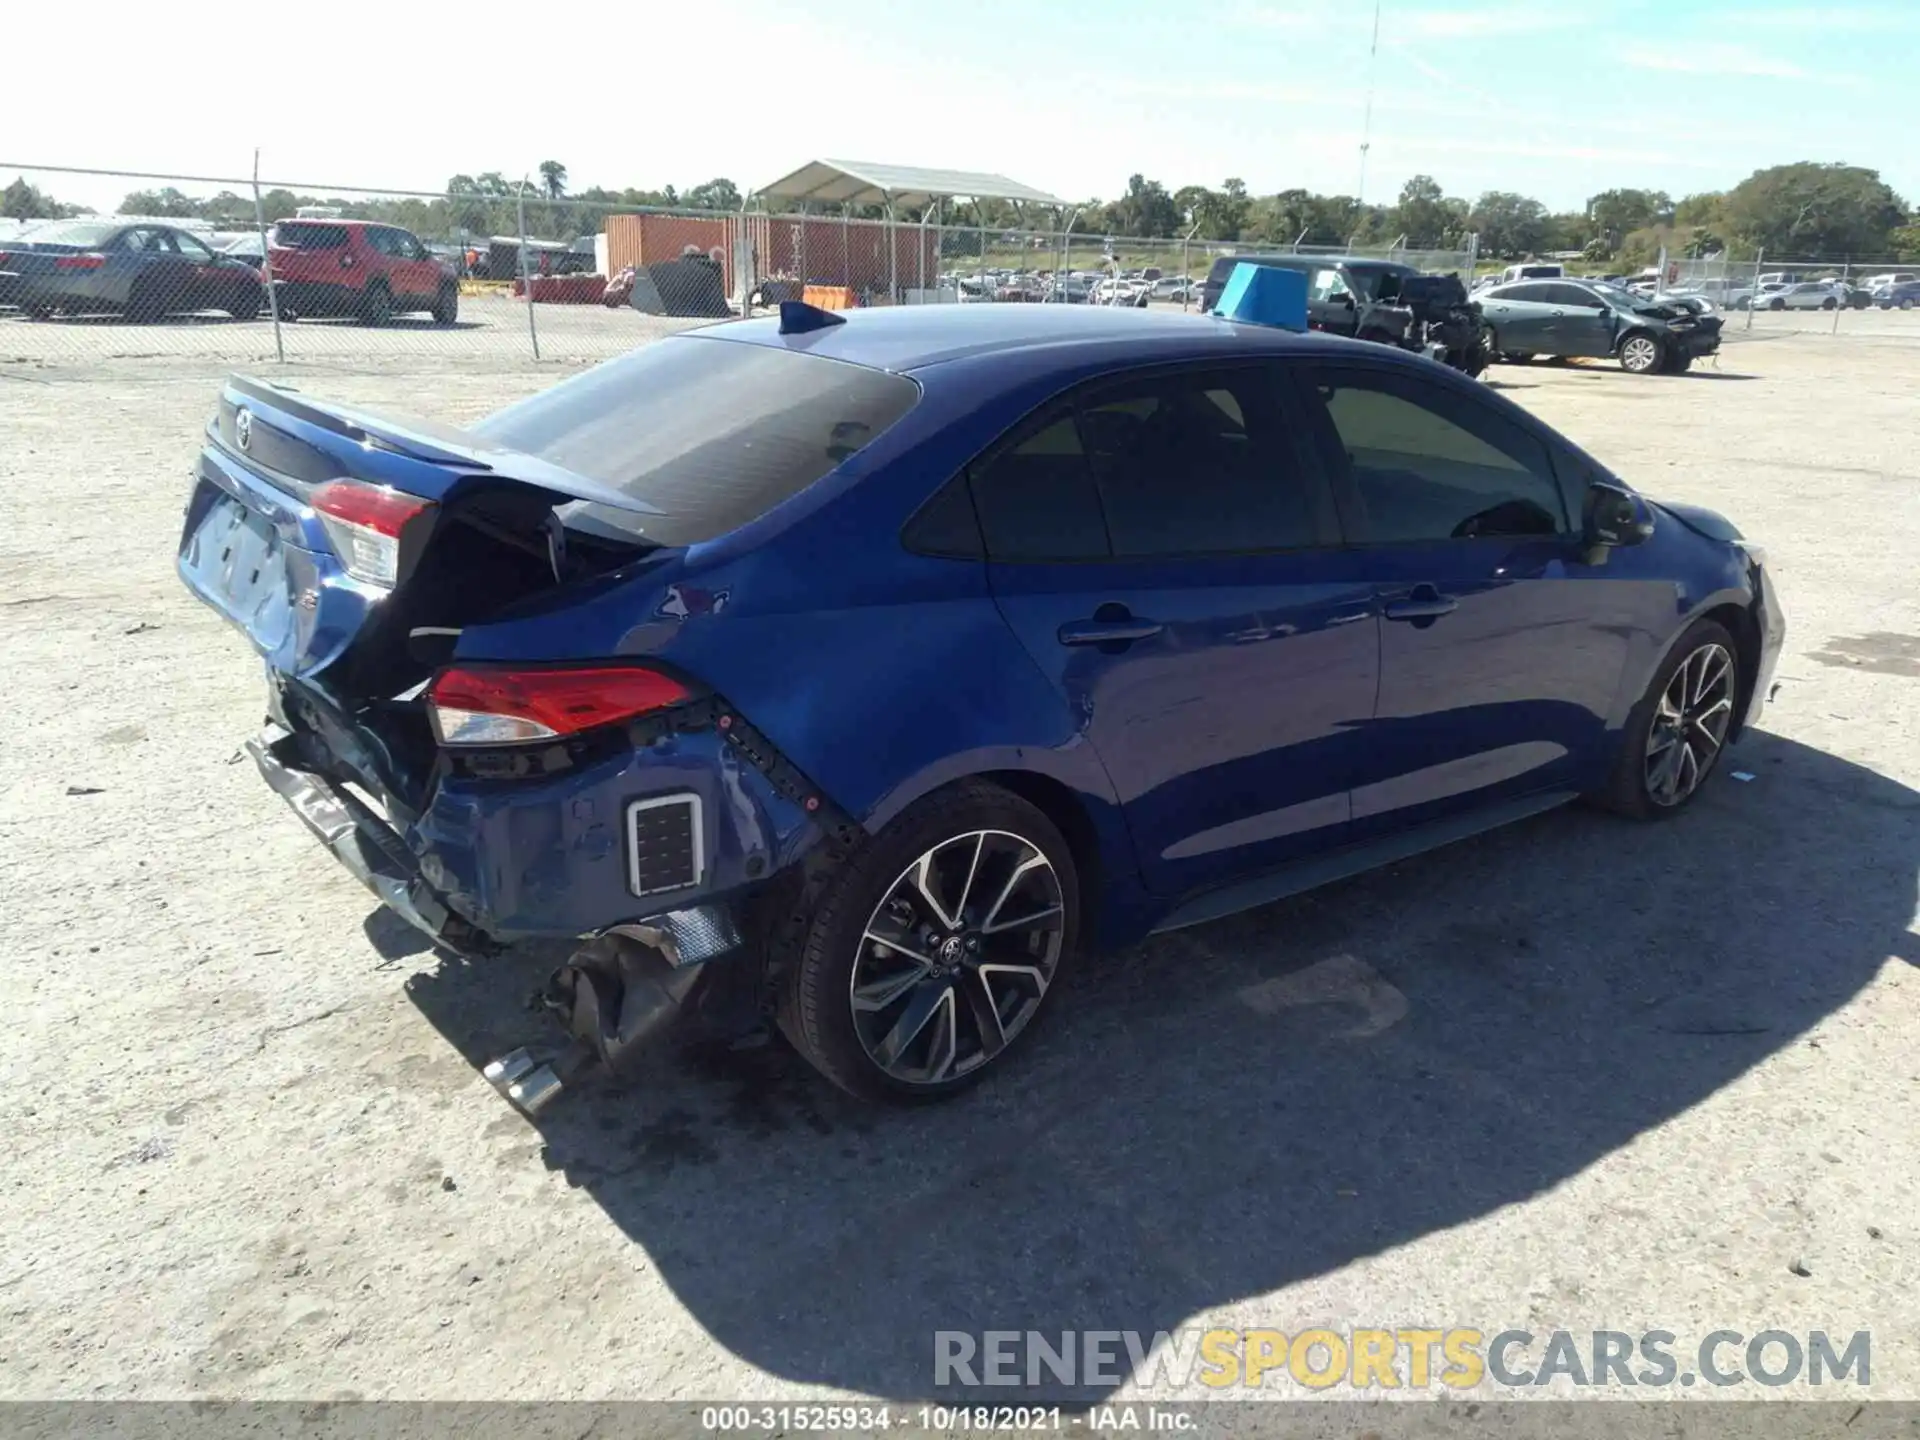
[177,375,665,691]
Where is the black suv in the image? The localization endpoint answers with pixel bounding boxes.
[1200,253,1489,375]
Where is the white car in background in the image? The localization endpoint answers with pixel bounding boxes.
[1759,280,1851,311]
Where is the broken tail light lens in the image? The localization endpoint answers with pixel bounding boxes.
[310,480,432,588]
[426,666,692,747]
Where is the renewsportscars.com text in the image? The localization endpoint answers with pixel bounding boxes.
[933,1328,1872,1391]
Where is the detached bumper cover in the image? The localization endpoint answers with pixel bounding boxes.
[1742,562,1787,733]
[246,727,497,955]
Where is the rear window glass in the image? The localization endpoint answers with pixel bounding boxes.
[15,220,117,248]
[472,336,921,545]
[273,223,351,249]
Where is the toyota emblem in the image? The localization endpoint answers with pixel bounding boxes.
[235,408,252,452]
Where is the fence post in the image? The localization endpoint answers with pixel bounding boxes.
[250,148,284,364]
[1746,248,1762,331]
[517,178,540,361]
[1833,259,1848,334]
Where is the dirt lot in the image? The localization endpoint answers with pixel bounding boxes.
[1,326,1916,1406]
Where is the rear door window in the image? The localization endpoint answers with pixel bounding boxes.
[968,414,1110,562]
[472,336,920,546]
[1076,369,1327,556]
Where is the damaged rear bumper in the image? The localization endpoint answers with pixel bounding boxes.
[247,727,499,956]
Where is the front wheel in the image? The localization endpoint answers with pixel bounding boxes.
[1821,296,1837,310]
[431,283,458,325]
[1595,620,1741,819]
[779,780,1078,1102]
[225,283,262,321]
[1902,298,1914,311]
[1618,331,1663,374]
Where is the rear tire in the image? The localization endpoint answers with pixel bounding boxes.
[778,780,1079,1103]
[360,281,393,326]
[1594,619,1740,820]
[1821,296,1837,310]
[125,277,163,324]
[1902,298,1914,311]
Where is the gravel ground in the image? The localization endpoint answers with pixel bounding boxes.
[0,328,1916,1407]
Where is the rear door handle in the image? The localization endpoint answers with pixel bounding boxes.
[1384,587,1458,622]
[1059,618,1164,646]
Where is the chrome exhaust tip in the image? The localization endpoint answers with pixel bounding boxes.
[482,1047,537,1092]
[504,1064,564,1115]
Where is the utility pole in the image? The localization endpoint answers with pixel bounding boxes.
[1357,0,1382,206]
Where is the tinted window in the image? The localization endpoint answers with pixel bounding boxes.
[1309,267,1352,302]
[472,337,920,546]
[1304,367,1567,542]
[1546,283,1601,307]
[1077,370,1323,557]
[171,230,215,262]
[273,223,350,250]
[968,415,1109,561]
[1494,282,1555,303]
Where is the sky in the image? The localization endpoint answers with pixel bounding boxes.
[5,0,1913,218]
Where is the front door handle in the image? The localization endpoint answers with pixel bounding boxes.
[1384,586,1458,623]
[1059,617,1164,646]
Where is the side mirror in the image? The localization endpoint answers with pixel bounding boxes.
[1583,480,1654,548]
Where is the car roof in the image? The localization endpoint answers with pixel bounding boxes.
[692,303,1356,374]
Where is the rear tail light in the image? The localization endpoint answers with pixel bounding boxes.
[54,253,106,270]
[310,479,432,587]
[426,666,692,746]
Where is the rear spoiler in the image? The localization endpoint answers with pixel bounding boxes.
[224,375,666,518]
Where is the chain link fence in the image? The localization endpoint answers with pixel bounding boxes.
[6,162,1918,369]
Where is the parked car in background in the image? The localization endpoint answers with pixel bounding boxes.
[217,232,267,266]
[266,219,458,325]
[1875,280,1920,310]
[1760,280,1852,311]
[0,218,263,321]
[179,304,1782,1107]
[1862,272,1917,293]
[1479,278,1722,373]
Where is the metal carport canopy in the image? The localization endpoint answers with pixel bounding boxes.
[751,159,1068,210]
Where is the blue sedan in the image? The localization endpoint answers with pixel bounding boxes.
[178,303,1784,1108]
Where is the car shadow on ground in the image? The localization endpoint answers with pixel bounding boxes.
[404,731,1916,1405]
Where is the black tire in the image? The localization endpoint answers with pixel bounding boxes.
[1594,619,1741,820]
[1500,350,1535,365]
[1902,298,1914,311]
[359,281,393,326]
[1618,330,1664,374]
[1821,296,1837,310]
[1768,298,1786,311]
[778,779,1080,1103]
[225,282,262,321]
[125,276,163,324]
[431,282,458,325]
[23,303,53,321]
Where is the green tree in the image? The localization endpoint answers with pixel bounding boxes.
[1390,174,1459,247]
[1584,188,1672,254]
[2,177,76,221]
[1892,223,1920,262]
[537,160,568,201]
[1104,174,1182,237]
[1721,162,1908,256]
[1468,191,1549,258]
[1673,191,1725,229]
[685,178,742,211]
[118,186,199,218]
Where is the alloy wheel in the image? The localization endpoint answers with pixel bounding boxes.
[1644,642,1736,807]
[849,830,1064,1086]
[1621,335,1659,372]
